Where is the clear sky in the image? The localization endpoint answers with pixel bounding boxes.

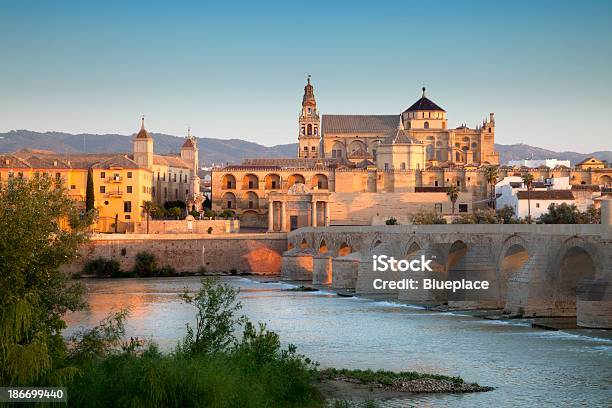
[1,0,611,152]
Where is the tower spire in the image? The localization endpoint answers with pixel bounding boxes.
[422,86,426,97]
[140,116,145,130]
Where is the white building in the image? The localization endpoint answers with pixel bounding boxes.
[507,159,571,168]
[496,176,576,219]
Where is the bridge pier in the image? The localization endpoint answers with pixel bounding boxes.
[447,244,500,309]
[332,252,361,290]
[280,247,316,281]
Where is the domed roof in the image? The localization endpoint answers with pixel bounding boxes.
[135,117,152,139]
[403,87,445,113]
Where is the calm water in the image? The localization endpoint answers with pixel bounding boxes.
[64,277,612,407]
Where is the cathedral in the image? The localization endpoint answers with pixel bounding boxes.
[210,78,610,231]
[298,77,499,168]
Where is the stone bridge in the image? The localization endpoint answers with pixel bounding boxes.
[281,224,612,328]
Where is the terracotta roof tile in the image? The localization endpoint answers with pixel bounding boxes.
[322,114,399,134]
[517,190,574,200]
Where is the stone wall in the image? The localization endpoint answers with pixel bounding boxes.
[329,192,473,225]
[64,233,287,275]
[132,219,239,234]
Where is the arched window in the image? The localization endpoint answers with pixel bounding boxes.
[307,124,313,135]
[442,121,446,129]
[424,121,429,129]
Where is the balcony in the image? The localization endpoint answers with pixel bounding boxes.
[108,176,123,183]
[106,189,123,198]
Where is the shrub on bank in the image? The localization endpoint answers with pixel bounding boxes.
[67,278,323,407]
[133,251,158,277]
[83,257,122,277]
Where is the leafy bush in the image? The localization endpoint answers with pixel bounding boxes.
[411,211,447,225]
[157,265,177,277]
[83,257,122,277]
[385,217,398,225]
[133,251,158,277]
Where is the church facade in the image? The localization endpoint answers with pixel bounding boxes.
[298,79,499,168]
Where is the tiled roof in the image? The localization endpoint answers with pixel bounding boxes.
[92,155,140,169]
[517,190,574,200]
[576,156,603,165]
[571,184,600,191]
[383,129,423,145]
[322,114,399,134]
[153,155,191,169]
[403,96,445,113]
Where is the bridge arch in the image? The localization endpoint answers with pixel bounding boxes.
[404,241,421,258]
[319,239,328,253]
[338,242,352,257]
[552,237,602,317]
[498,235,530,307]
[300,238,310,249]
[447,240,467,270]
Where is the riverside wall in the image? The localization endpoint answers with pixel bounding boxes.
[64,233,287,275]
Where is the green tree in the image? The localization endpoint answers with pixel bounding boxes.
[485,166,498,208]
[179,277,246,355]
[497,205,516,224]
[140,200,156,234]
[85,167,95,213]
[168,207,182,220]
[521,173,534,223]
[0,174,91,385]
[446,185,459,215]
[133,251,158,277]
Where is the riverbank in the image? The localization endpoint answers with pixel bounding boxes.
[64,276,612,407]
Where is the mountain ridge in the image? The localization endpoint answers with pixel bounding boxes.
[0,129,609,166]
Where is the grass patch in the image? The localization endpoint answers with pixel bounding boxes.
[319,368,464,386]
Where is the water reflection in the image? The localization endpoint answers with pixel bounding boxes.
[65,277,612,407]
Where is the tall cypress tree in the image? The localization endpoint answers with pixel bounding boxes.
[85,167,95,212]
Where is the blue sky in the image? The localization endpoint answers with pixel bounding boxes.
[1,0,611,152]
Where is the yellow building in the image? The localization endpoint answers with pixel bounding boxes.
[0,119,203,232]
[575,157,606,170]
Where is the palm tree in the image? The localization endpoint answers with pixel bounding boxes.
[447,185,459,215]
[141,200,156,234]
[485,166,498,208]
[521,173,534,223]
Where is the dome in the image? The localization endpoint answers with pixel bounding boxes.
[403,87,445,113]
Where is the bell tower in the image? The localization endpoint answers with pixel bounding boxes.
[133,116,153,168]
[298,75,321,158]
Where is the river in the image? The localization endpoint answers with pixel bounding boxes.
[64,277,612,407]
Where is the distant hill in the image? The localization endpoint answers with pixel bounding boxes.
[0,130,609,166]
[0,130,296,166]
